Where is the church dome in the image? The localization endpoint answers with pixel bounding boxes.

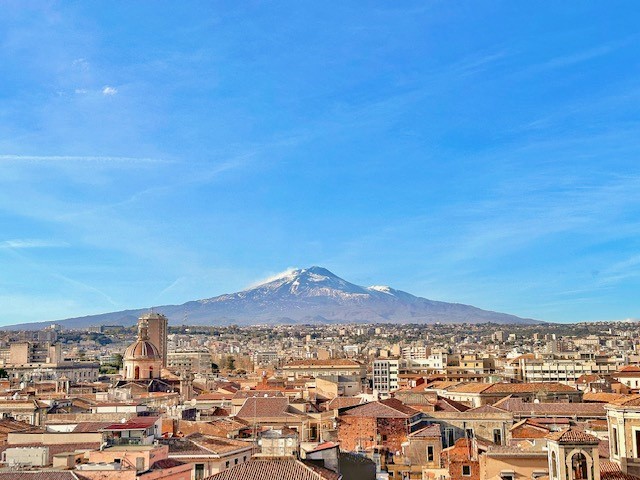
[124,339,160,359]
[124,318,161,360]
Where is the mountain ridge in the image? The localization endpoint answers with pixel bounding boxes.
[1,266,543,329]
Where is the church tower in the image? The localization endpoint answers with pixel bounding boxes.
[547,427,600,480]
[140,312,168,368]
[123,318,162,380]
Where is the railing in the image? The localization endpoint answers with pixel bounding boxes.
[107,437,145,446]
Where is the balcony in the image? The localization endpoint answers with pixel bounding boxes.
[106,437,150,446]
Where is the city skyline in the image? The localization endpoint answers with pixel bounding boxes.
[1,2,640,325]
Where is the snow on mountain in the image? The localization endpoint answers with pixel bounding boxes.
[3,266,543,329]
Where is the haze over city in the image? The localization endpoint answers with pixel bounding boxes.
[1,2,640,326]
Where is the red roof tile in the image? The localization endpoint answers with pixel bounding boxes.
[205,457,339,480]
[546,427,599,444]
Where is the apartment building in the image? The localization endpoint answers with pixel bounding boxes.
[282,359,366,380]
[0,341,99,383]
[402,345,428,360]
[167,350,212,374]
[372,358,401,398]
[506,353,623,385]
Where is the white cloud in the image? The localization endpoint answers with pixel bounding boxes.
[75,88,88,94]
[246,267,299,289]
[0,154,168,165]
[0,239,69,249]
[102,85,117,96]
[72,58,89,71]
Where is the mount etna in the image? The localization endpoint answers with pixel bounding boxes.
[4,266,542,329]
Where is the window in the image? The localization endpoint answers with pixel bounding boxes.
[445,428,455,447]
[571,452,588,480]
[234,459,238,465]
[462,465,471,476]
[613,427,619,456]
[427,445,434,462]
[551,452,558,478]
[465,428,474,439]
[493,428,502,445]
[225,461,229,469]
[195,464,205,480]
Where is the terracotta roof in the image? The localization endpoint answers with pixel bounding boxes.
[447,382,578,394]
[0,419,35,435]
[341,398,419,419]
[508,354,536,364]
[71,421,115,433]
[434,397,469,412]
[466,404,508,414]
[546,427,599,444]
[496,398,606,417]
[600,460,640,480]
[409,424,441,438]
[618,365,640,372]
[510,419,551,439]
[326,397,365,410]
[487,382,578,394]
[583,393,628,403]
[205,457,340,480]
[236,397,294,419]
[576,374,604,384]
[0,473,80,480]
[284,359,362,368]
[304,441,339,453]
[607,394,640,407]
[425,381,462,390]
[446,382,491,393]
[151,458,187,469]
[102,416,158,430]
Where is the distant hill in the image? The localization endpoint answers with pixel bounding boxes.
[2,266,543,329]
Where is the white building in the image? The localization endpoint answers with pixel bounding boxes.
[372,358,401,398]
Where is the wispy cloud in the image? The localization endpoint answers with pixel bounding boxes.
[102,85,117,96]
[0,239,69,249]
[246,267,299,289]
[0,154,169,165]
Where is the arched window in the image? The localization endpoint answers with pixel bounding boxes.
[134,366,140,379]
[572,452,588,480]
[551,451,558,478]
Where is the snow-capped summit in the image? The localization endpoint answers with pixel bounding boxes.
[15,266,542,329]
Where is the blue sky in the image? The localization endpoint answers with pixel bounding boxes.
[1,1,639,325]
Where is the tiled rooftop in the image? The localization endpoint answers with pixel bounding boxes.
[546,427,599,444]
[204,457,340,480]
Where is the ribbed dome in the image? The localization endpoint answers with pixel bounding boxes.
[124,317,161,360]
[124,340,160,359]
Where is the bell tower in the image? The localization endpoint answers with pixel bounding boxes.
[547,427,600,480]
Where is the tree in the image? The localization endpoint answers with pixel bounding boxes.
[112,354,123,368]
[225,355,236,371]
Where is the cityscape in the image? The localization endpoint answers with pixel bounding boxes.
[2,2,640,480]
